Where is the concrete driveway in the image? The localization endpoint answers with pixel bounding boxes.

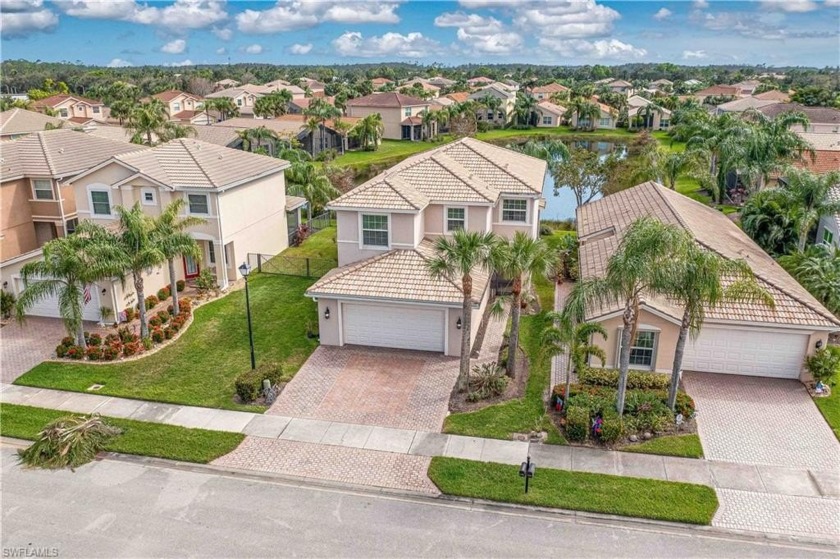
[268,346,459,432]
[0,317,72,383]
[683,372,840,472]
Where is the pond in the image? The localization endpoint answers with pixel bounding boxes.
[540,140,627,221]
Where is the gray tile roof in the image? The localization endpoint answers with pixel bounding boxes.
[0,109,65,137]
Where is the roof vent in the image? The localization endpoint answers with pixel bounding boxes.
[58,148,65,154]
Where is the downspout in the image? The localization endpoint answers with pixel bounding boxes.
[214,190,229,289]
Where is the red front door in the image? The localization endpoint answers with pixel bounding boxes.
[183,254,199,279]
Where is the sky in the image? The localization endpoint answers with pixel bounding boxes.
[1,0,839,68]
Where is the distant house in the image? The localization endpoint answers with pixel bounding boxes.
[345,92,431,141]
[213,78,240,91]
[569,100,616,130]
[794,132,840,175]
[733,80,761,96]
[715,97,780,115]
[0,108,65,140]
[469,83,516,125]
[627,95,671,130]
[529,82,570,101]
[206,82,306,117]
[210,115,361,156]
[650,79,673,91]
[151,90,204,120]
[288,97,336,115]
[444,92,470,104]
[32,94,108,121]
[603,79,633,95]
[428,76,456,88]
[402,78,440,98]
[467,76,494,88]
[534,101,565,127]
[754,89,791,103]
[371,77,394,90]
[694,85,741,103]
[300,78,326,95]
[757,104,840,134]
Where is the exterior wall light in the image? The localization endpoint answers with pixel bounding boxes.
[456,317,462,330]
[324,307,331,320]
[816,340,824,349]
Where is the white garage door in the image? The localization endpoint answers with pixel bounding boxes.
[681,327,807,379]
[342,303,445,353]
[14,278,101,322]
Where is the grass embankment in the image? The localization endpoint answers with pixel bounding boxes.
[814,387,840,440]
[621,434,704,459]
[0,404,244,464]
[428,457,718,525]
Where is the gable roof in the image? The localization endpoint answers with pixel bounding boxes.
[32,94,104,108]
[470,83,516,100]
[695,85,741,97]
[536,100,566,116]
[329,137,546,211]
[345,92,428,108]
[109,139,288,190]
[153,90,202,103]
[0,108,64,137]
[757,103,840,125]
[754,90,791,102]
[577,182,839,329]
[531,82,570,95]
[716,97,779,112]
[445,92,470,103]
[607,79,632,88]
[0,129,145,181]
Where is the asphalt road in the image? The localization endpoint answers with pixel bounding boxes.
[1,448,836,559]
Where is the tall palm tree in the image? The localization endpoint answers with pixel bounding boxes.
[564,217,690,415]
[478,94,502,125]
[491,233,556,378]
[304,97,341,153]
[331,118,355,154]
[542,313,607,404]
[15,223,121,348]
[509,138,569,162]
[160,123,196,142]
[514,92,537,127]
[421,109,437,140]
[565,98,600,131]
[126,99,168,146]
[740,189,803,256]
[666,244,773,410]
[109,99,132,125]
[286,161,339,221]
[779,168,840,252]
[249,126,279,156]
[204,97,239,122]
[153,200,205,316]
[254,90,292,118]
[353,113,384,151]
[779,245,840,315]
[427,230,498,390]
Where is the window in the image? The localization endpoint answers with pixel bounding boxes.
[542,116,552,125]
[208,242,216,264]
[188,194,209,215]
[502,199,527,222]
[173,102,181,113]
[59,109,68,118]
[361,214,388,247]
[92,106,100,114]
[236,98,243,106]
[32,179,53,200]
[404,107,412,117]
[599,117,612,127]
[487,111,494,120]
[65,218,78,235]
[90,190,111,216]
[824,229,835,246]
[622,331,657,368]
[141,188,156,206]
[446,208,465,232]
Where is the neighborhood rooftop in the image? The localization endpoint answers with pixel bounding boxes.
[0,108,64,137]
[345,92,429,108]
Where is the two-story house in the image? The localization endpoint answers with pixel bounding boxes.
[306,138,546,356]
[469,83,516,125]
[32,94,109,123]
[345,92,431,141]
[68,139,291,316]
[151,90,205,121]
[0,129,145,319]
[529,82,570,101]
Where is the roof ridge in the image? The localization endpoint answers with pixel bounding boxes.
[383,175,426,209]
[413,240,470,295]
[429,152,495,202]
[180,139,217,187]
[650,181,691,231]
[456,138,540,193]
[36,131,58,176]
[313,249,410,288]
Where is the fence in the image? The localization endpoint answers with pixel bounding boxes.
[288,210,335,246]
[248,253,337,279]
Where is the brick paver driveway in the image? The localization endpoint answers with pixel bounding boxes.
[269,346,458,432]
[0,318,70,383]
[683,372,840,472]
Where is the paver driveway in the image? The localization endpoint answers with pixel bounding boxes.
[683,372,840,472]
[268,346,459,432]
[0,318,70,383]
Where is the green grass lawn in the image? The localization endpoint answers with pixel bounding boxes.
[477,126,634,142]
[814,387,840,440]
[621,434,704,459]
[14,273,318,412]
[444,313,565,444]
[332,139,447,168]
[281,226,338,260]
[0,404,244,464]
[428,457,718,525]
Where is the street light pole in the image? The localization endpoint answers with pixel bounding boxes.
[239,262,256,370]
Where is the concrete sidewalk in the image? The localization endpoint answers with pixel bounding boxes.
[3,382,837,499]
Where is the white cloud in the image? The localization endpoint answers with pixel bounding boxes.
[161,39,187,54]
[1,0,44,11]
[165,59,194,67]
[242,43,264,54]
[682,49,708,59]
[458,0,521,7]
[289,43,313,55]
[332,31,442,58]
[106,57,133,67]
[693,0,709,8]
[435,11,522,54]
[212,26,233,41]
[653,7,672,21]
[236,1,400,34]
[760,0,818,12]
[825,0,840,6]
[0,6,58,37]
[539,37,647,60]
[513,0,621,39]
[54,0,227,30]
[216,47,227,55]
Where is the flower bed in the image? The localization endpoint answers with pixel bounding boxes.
[551,367,696,447]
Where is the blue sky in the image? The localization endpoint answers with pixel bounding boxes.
[2,1,838,67]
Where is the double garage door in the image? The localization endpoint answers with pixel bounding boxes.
[681,327,808,379]
[14,278,101,322]
[342,303,445,353]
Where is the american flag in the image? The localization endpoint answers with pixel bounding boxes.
[83,285,91,305]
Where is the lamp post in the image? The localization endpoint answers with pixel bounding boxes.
[239,262,256,370]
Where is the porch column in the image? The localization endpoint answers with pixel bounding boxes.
[214,240,228,289]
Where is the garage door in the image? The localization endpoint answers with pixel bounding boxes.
[342,303,445,352]
[681,327,807,379]
[14,278,101,322]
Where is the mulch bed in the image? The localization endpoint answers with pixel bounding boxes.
[448,342,529,414]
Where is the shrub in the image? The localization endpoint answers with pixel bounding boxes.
[142,337,153,351]
[88,333,102,347]
[61,336,75,348]
[104,333,119,345]
[805,347,840,384]
[148,316,162,328]
[101,345,120,361]
[599,410,625,444]
[55,344,68,358]
[18,413,122,469]
[117,326,138,344]
[143,295,159,310]
[673,392,696,418]
[157,286,171,301]
[195,269,216,296]
[122,341,141,357]
[565,406,589,442]
[151,328,164,343]
[176,280,185,292]
[235,362,285,403]
[578,367,671,390]
[567,391,614,416]
[163,327,174,340]
[86,346,103,361]
[477,121,491,132]
[0,290,16,319]
[124,307,136,322]
[156,310,170,323]
[467,362,509,401]
[66,346,84,360]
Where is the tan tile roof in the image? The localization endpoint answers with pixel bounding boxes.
[536,101,566,116]
[445,92,470,103]
[84,125,136,143]
[797,132,840,152]
[191,125,240,147]
[346,92,428,108]
[716,97,779,112]
[329,137,546,210]
[0,109,64,137]
[0,128,145,181]
[695,85,741,97]
[577,182,839,329]
[113,138,287,190]
[754,90,791,102]
[306,238,490,306]
[153,90,202,103]
[32,94,103,108]
[757,103,840,125]
[285,195,308,211]
[531,83,570,94]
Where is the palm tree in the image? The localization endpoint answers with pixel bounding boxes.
[421,109,437,140]
[204,97,239,122]
[543,313,607,404]
[740,189,803,256]
[779,245,840,315]
[109,99,132,125]
[638,102,663,130]
[565,98,600,131]
[478,94,502,125]
[331,118,355,155]
[779,168,840,252]
[491,233,556,378]
[666,243,774,410]
[160,122,196,142]
[564,217,690,415]
[254,90,292,118]
[153,200,205,317]
[513,92,537,127]
[304,97,341,154]
[509,138,569,162]
[427,230,498,390]
[353,113,384,151]
[126,100,168,146]
[286,160,339,221]
[15,223,121,348]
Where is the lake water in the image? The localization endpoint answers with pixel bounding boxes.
[540,140,626,221]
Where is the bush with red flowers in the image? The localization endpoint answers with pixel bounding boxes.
[88,333,102,347]
[156,310,170,323]
[86,346,103,361]
[55,344,68,358]
[164,327,174,340]
[122,341,142,357]
[66,345,84,360]
[151,328,164,343]
[176,280,185,292]
[60,336,75,348]
[157,286,171,301]
[101,345,120,361]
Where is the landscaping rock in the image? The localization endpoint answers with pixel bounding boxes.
[643,432,653,440]
[629,434,639,442]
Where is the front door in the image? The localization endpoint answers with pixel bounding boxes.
[183,254,199,279]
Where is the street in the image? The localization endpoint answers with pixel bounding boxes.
[0,448,836,559]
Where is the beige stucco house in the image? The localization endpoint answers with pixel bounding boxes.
[151,90,204,120]
[578,182,839,381]
[470,83,516,126]
[307,138,546,357]
[345,92,431,141]
[68,139,290,317]
[569,101,616,130]
[32,94,109,123]
[627,95,672,130]
[529,82,570,101]
[535,101,566,127]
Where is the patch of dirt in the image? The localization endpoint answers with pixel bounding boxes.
[448,343,529,413]
[232,381,287,407]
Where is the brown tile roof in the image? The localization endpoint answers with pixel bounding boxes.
[371,77,394,85]
[445,92,470,103]
[32,94,103,108]
[754,90,791,102]
[0,128,145,181]
[329,137,546,210]
[531,83,570,95]
[793,148,840,175]
[757,103,840,125]
[401,116,423,125]
[345,92,428,108]
[695,85,740,97]
[0,108,64,137]
[153,90,201,103]
[577,182,839,329]
[306,238,490,306]
[170,110,204,120]
[112,138,288,190]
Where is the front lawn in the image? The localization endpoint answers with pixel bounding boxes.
[444,313,565,444]
[14,273,318,412]
[477,126,635,142]
[281,226,337,260]
[814,388,840,440]
[428,457,718,525]
[0,404,244,464]
[621,434,704,459]
[332,139,447,169]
